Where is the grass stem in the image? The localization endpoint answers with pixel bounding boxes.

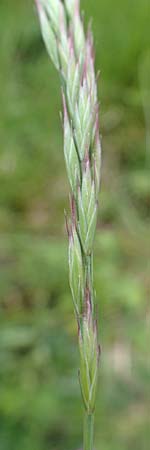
[83,412,94,450]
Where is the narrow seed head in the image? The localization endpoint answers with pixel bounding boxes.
[35,0,101,418]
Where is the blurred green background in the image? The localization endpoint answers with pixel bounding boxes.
[0,0,150,449]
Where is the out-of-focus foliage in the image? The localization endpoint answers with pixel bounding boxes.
[0,1,150,449]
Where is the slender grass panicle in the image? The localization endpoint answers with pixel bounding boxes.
[35,1,101,449]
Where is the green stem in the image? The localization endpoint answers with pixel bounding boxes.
[83,412,94,450]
